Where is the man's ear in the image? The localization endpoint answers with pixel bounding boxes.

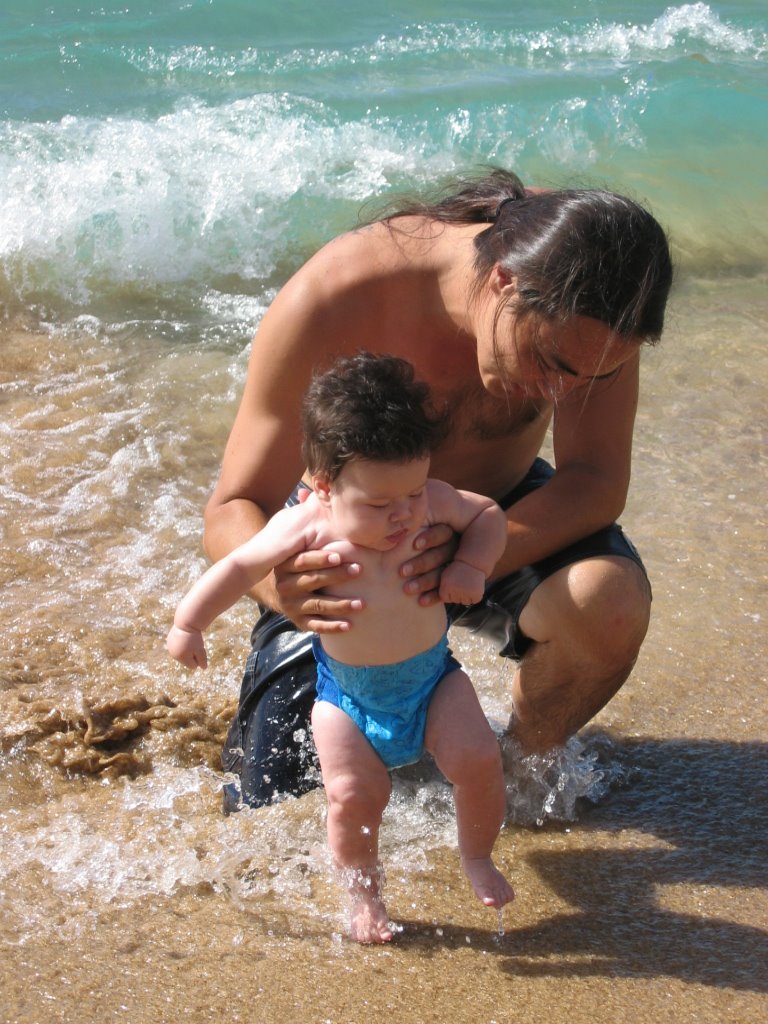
[491,264,517,296]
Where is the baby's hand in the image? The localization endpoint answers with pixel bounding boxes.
[166,624,208,670]
[438,560,486,606]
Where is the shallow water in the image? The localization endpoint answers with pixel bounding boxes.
[1,274,766,1023]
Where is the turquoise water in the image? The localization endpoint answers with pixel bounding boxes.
[1,1,766,337]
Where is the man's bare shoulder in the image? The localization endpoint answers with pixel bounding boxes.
[291,216,453,295]
[295,224,403,292]
[262,222,447,366]
[247,231,394,375]
[258,227,403,347]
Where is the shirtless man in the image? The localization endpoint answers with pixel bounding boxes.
[202,169,673,809]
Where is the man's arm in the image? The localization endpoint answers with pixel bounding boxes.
[492,352,640,580]
[201,244,359,603]
[409,352,640,603]
[203,282,321,580]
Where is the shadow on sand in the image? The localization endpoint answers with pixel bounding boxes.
[400,736,768,992]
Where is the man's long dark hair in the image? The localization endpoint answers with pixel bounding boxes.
[374,167,673,343]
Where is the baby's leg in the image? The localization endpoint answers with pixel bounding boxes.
[425,669,514,909]
[311,700,394,943]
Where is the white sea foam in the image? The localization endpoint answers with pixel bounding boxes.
[0,94,453,319]
[0,729,618,944]
[562,3,766,61]
[122,5,766,76]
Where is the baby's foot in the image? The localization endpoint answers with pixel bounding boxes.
[343,867,394,945]
[349,893,394,944]
[462,856,515,909]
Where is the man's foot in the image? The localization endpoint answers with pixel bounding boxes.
[462,856,515,909]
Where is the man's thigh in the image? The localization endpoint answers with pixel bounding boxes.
[516,553,651,649]
[449,523,649,660]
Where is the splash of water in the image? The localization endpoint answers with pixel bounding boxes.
[501,733,624,826]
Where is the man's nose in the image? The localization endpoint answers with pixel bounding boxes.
[536,374,574,400]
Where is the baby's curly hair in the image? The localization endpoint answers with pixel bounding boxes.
[302,352,449,481]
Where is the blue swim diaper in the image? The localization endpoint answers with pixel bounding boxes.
[312,634,460,768]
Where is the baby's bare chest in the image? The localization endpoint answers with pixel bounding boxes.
[321,539,416,611]
[319,539,448,663]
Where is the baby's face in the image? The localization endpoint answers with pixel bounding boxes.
[328,457,430,551]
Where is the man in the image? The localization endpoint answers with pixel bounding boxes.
[201,172,671,808]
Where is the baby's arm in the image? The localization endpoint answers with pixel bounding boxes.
[425,481,507,606]
[167,503,311,669]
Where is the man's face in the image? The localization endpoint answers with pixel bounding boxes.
[477,303,639,402]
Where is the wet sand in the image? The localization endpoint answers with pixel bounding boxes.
[1,275,766,1023]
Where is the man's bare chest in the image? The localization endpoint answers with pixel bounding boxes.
[441,383,547,442]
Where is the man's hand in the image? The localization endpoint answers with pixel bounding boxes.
[273,549,364,633]
[399,523,459,606]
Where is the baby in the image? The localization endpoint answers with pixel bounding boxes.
[167,352,514,942]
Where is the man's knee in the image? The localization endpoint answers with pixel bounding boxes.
[522,555,650,667]
[572,556,650,663]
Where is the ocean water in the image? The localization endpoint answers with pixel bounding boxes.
[1,1,766,337]
[1,4,767,1023]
